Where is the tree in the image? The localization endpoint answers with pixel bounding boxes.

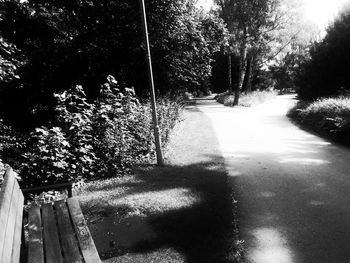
[269,7,318,93]
[215,0,313,104]
[0,0,226,128]
[0,37,24,83]
[295,5,350,100]
[216,0,283,104]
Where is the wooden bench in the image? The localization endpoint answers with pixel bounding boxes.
[0,167,24,262]
[0,167,101,263]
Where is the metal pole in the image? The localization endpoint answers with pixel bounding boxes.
[228,53,232,94]
[139,0,164,166]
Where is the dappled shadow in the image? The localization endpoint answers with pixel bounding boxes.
[199,96,350,263]
[134,161,239,263]
[78,102,245,263]
[227,151,350,263]
[85,159,241,263]
[222,134,350,263]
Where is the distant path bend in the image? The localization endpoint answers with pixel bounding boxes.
[197,95,350,263]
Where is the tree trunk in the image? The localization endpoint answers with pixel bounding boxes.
[228,53,232,94]
[245,54,254,94]
[233,43,247,105]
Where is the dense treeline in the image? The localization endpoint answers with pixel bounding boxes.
[0,0,312,128]
[284,6,350,146]
[215,0,290,101]
[0,0,323,186]
[275,6,350,100]
[0,0,226,128]
[0,0,229,185]
[296,9,350,100]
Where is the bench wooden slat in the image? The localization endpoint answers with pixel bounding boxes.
[11,188,24,263]
[67,197,101,263]
[28,206,44,263]
[0,167,100,263]
[2,180,19,262]
[42,204,63,263]
[54,200,82,263]
[0,167,16,259]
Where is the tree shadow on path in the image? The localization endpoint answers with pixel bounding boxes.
[92,157,242,263]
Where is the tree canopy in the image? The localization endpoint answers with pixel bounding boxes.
[295,6,350,99]
[214,0,299,103]
[0,0,226,128]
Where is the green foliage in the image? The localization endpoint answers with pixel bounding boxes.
[91,77,148,177]
[0,0,225,128]
[55,85,96,178]
[295,8,350,100]
[216,89,277,107]
[162,9,227,90]
[214,0,292,103]
[10,76,183,187]
[288,96,350,144]
[156,97,184,143]
[0,37,24,82]
[0,119,26,169]
[0,119,17,151]
[270,52,309,93]
[22,127,73,186]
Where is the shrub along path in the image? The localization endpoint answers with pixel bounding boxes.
[200,94,350,263]
[0,159,6,183]
[78,98,242,263]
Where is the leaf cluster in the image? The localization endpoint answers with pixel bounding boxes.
[0,0,225,128]
[4,76,183,188]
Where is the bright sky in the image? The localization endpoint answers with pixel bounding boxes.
[303,0,350,29]
[196,0,350,31]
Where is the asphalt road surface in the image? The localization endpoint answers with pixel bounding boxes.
[198,95,350,263]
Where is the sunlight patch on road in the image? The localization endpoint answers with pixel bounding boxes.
[112,188,200,216]
[279,158,330,165]
[259,191,276,198]
[302,182,326,193]
[309,200,325,206]
[226,153,250,159]
[227,170,242,177]
[288,140,331,146]
[248,227,294,263]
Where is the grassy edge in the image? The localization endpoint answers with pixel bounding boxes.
[287,98,350,146]
[216,90,278,107]
[75,164,244,263]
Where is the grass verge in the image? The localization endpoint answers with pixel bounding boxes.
[288,96,350,145]
[76,163,243,263]
[216,90,278,107]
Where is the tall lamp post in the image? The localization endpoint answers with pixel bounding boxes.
[139,0,164,166]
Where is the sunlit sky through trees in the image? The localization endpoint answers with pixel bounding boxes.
[197,0,350,32]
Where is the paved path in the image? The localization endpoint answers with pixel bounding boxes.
[197,95,350,263]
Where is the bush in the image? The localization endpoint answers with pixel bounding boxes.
[270,52,309,93]
[0,119,26,170]
[0,1,225,128]
[3,76,183,188]
[288,96,350,144]
[22,127,74,187]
